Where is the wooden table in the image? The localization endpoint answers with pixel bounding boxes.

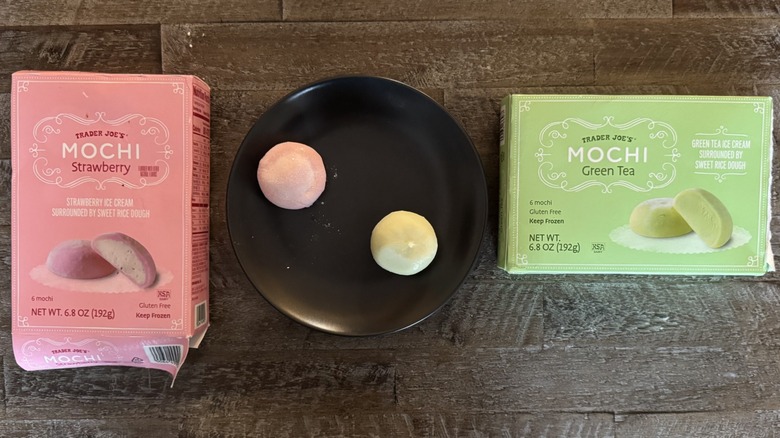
[3,1,780,436]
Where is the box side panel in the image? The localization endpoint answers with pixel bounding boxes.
[497,95,513,271]
[188,77,211,341]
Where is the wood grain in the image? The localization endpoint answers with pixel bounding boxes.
[3,360,170,419]
[0,161,9,227]
[396,347,777,413]
[674,0,780,17]
[161,21,594,90]
[17,346,769,425]
[543,281,780,347]
[595,19,780,85]
[1,0,280,26]
[0,94,8,160]
[730,283,780,347]
[162,352,396,418]
[0,226,8,266]
[0,226,9,349]
[617,410,780,437]
[284,0,671,20]
[0,419,179,438]
[0,26,162,91]
[179,412,616,437]
[0,357,4,418]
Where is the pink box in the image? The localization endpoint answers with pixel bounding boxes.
[11,71,210,379]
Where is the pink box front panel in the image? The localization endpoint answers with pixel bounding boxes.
[12,73,193,334]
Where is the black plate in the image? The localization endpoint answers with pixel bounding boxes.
[226,76,488,336]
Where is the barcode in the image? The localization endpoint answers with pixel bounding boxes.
[195,301,207,328]
[143,345,182,365]
[499,104,506,146]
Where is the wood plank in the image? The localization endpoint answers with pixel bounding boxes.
[0,26,162,91]
[161,353,396,418]
[3,359,169,419]
[0,419,179,437]
[729,282,780,347]
[1,0,280,26]
[542,280,780,347]
[617,411,780,437]
[161,21,594,91]
[0,161,9,226]
[0,225,9,291]
[180,412,616,437]
[0,94,8,160]
[396,346,778,413]
[284,0,670,20]
[0,227,9,350]
[595,19,780,85]
[674,0,780,17]
[0,357,4,418]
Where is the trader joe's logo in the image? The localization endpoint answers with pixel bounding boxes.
[28,112,174,190]
[535,116,680,193]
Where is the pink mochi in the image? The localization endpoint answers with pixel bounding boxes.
[46,240,116,279]
[92,232,157,288]
[257,141,326,210]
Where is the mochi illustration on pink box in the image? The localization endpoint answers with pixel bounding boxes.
[11,71,211,379]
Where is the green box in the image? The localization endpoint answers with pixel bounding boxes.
[498,95,774,275]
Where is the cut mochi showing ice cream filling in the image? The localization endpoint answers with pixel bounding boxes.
[629,198,692,238]
[92,232,158,288]
[46,239,117,279]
